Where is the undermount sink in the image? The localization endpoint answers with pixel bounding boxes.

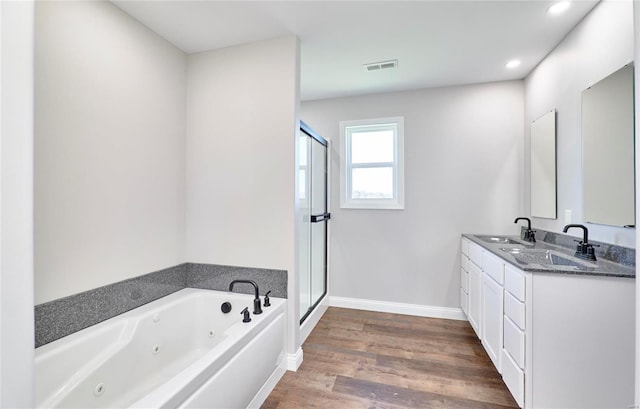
[499,248,596,269]
[477,235,524,245]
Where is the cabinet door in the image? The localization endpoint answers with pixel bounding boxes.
[467,261,482,337]
[481,272,503,373]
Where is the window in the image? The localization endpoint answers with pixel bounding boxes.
[340,117,404,209]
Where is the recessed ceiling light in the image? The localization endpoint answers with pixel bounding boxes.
[506,60,521,69]
[548,1,571,15]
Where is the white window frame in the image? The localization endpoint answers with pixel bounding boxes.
[339,116,404,210]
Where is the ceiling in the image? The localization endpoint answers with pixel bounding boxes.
[112,1,599,101]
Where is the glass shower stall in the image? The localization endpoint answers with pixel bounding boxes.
[298,121,329,324]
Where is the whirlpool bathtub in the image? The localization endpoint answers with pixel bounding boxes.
[35,288,287,408]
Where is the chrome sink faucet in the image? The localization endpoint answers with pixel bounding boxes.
[562,224,598,261]
[514,217,536,242]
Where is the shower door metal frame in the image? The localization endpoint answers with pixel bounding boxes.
[300,121,329,324]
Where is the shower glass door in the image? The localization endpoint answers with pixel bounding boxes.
[299,121,329,324]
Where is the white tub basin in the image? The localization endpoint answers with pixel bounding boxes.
[35,288,286,408]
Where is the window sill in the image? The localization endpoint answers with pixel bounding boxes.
[340,202,404,210]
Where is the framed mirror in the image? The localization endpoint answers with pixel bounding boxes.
[531,110,557,219]
[582,63,635,228]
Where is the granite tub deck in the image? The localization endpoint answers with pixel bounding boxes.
[35,263,287,347]
[463,230,635,278]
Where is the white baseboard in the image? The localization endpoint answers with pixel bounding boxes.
[286,347,303,371]
[330,296,467,321]
[247,358,287,409]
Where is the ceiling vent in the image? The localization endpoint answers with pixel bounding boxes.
[363,59,398,72]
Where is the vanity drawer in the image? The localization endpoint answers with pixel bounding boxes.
[469,242,483,268]
[504,315,525,369]
[461,253,469,272]
[504,290,525,330]
[460,268,469,293]
[504,264,525,301]
[460,287,468,315]
[502,349,525,408]
[461,238,470,256]
[482,251,504,285]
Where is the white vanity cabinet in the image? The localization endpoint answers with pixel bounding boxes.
[503,263,635,409]
[460,236,636,409]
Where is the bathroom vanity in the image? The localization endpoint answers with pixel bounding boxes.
[460,232,635,409]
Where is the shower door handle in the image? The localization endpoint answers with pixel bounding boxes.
[310,213,331,223]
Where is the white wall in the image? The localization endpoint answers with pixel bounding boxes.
[525,0,634,247]
[34,1,187,304]
[1,1,35,406]
[185,36,300,352]
[301,81,523,308]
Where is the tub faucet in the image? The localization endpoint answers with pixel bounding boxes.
[240,307,252,323]
[514,217,536,242]
[229,280,263,315]
[562,224,598,261]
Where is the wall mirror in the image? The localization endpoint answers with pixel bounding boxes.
[531,110,557,219]
[582,63,635,228]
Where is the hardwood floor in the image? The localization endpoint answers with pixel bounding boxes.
[262,307,518,409]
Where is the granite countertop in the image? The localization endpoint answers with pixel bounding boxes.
[463,232,635,279]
